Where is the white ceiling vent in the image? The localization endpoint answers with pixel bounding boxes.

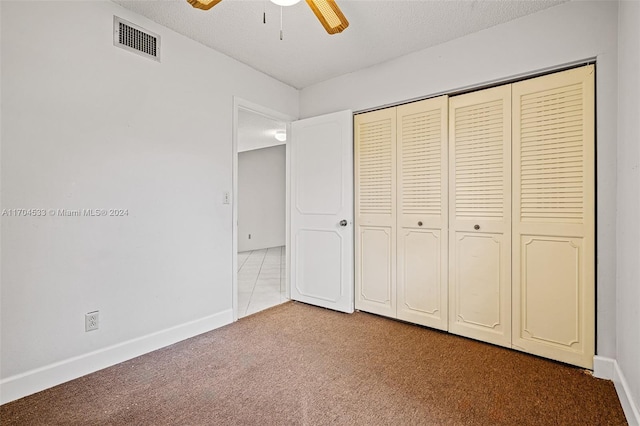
[113,16,160,62]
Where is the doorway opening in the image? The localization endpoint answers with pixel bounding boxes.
[232,99,294,320]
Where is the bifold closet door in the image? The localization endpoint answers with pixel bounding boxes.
[396,96,449,330]
[448,85,512,348]
[355,108,397,317]
[511,65,595,369]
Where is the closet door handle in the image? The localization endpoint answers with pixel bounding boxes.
[474,224,480,230]
[418,221,423,227]
[339,220,348,227]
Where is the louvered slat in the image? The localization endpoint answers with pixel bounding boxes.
[400,109,442,216]
[358,118,393,215]
[519,82,584,221]
[454,99,505,219]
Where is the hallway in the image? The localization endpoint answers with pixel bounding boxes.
[237,246,287,318]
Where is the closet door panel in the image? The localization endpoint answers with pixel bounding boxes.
[449,86,512,348]
[355,108,396,318]
[396,97,448,329]
[512,65,595,369]
[398,229,440,313]
[360,227,394,307]
[453,232,506,329]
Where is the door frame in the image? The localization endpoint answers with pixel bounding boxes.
[232,97,296,321]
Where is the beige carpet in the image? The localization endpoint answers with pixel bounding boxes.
[0,301,627,425]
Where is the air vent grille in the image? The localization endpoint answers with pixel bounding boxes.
[114,17,160,62]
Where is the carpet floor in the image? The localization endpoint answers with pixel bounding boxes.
[0,301,627,425]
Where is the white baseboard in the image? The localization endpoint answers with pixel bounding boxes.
[0,309,233,405]
[593,356,640,426]
[593,355,615,379]
[614,360,640,426]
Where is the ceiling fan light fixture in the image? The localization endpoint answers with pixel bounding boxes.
[186,0,222,10]
[184,0,349,36]
[305,0,349,34]
[270,0,302,6]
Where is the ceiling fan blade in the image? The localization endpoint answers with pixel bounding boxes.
[187,0,223,11]
[305,0,349,34]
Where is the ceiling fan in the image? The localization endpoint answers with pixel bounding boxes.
[186,0,349,35]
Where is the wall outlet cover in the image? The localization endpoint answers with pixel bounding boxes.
[85,311,99,332]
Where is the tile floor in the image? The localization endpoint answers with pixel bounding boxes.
[237,246,287,318]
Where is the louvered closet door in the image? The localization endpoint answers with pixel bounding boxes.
[512,66,595,369]
[396,96,448,330]
[355,108,397,317]
[448,86,512,348]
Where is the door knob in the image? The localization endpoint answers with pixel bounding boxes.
[339,220,348,227]
[418,221,423,227]
[474,224,480,230]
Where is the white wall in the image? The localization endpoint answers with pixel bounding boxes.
[238,145,286,252]
[616,0,640,420]
[300,0,619,360]
[0,0,298,403]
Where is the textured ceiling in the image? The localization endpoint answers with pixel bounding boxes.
[238,109,286,152]
[114,0,567,89]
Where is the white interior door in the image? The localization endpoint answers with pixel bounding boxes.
[290,110,354,313]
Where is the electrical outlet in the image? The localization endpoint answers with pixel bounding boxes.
[85,311,99,332]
